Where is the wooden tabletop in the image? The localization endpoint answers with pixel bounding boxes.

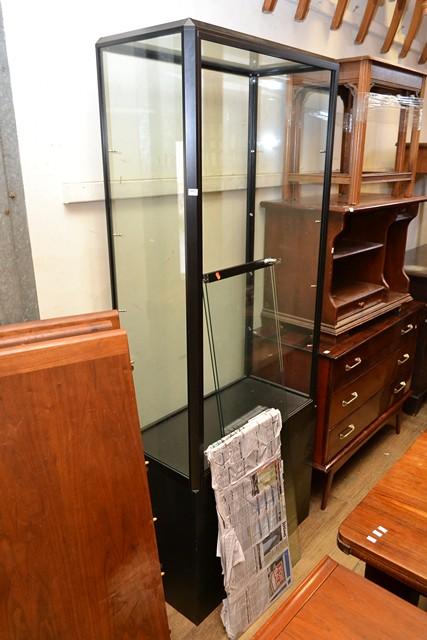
[252,556,427,639]
[338,432,427,594]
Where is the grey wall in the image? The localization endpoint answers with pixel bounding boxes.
[0,2,38,324]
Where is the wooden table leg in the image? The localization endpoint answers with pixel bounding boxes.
[321,471,334,510]
[364,564,420,605]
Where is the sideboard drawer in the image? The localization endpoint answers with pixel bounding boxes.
[328,361,390,428]
[385,367,414,409]
[326,391,384,461]
[332,312,418,389]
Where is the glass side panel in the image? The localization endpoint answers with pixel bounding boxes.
[255,70,332,396]
[201,63,250,403]
[115,33,182,59]
[203,262,303,561]
[360,93,422,197]
[363,95,405,173]
[101,34,188,473]
[203,264,289,441]
[201,68,248,273]
[201,40,309,73]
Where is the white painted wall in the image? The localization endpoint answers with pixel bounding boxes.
[2,0,427,317]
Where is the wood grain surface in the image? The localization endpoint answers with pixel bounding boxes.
[338,431,427,594]
[0,329,169,639]
[0,310,120,339]
[252,556,427,639]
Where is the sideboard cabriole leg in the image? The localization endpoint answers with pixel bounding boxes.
[321,471,334,510]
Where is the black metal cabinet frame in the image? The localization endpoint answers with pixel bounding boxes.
[96,19,338,492]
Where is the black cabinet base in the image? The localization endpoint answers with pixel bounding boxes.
[143,399,315,624]
[403,390,427,416]
[365,564,420,606]
[145,458,224,625]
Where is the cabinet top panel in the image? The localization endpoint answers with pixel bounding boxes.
[338,56,427,78]
[96,18,339,74]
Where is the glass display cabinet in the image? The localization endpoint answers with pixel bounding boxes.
[96,19,338,623]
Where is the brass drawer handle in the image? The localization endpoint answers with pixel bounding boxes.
[393,381,406,394]
[397,353,410,366]
[401,324,414,335]
[345,357,362,371]
[340,424,355,440]
[342,391,358,407]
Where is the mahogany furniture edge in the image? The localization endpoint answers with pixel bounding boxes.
[0,328,130,378]
[337,55,427,77]
[314,393,407,476]
[313,393,409,510]
[337,432,427,597]
[337,529,426,595]
[0,309,120,337]
[251,554,427,639]
[252,556,336,639]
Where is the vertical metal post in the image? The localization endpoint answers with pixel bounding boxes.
[311,68,338,398]
[244,74,259,376]
[182,23,204,492]
[96,45,118,309]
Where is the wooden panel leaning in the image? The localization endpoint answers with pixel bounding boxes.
[0,329,169,639]
[0,309,120,348]
[251,556,427,639]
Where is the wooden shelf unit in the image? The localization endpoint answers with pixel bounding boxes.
[262,195,425,337]
[285,57,426,206]
[333,240,383,260]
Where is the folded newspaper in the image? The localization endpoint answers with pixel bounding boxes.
[205,408,292,639]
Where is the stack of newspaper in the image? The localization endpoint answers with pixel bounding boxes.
[205,408,292,639]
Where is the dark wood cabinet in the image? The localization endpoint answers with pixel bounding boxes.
[313,301,422,508]
[404,244,427,414]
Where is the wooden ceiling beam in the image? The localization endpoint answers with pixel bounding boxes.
[381,0,407,53]
[295,0,311,21]
[419,42,427,64]
[331,0,350,30]
[262,0,279,13]
[355,0,382,44]
[400,1,426,58]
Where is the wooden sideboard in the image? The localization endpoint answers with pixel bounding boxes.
[313,301,422,509]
